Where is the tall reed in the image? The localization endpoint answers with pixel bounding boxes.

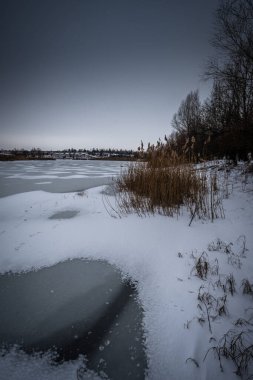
[115,144,224,222]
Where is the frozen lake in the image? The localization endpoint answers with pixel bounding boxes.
[0,159,128,197]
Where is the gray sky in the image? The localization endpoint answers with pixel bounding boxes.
[0,0,219,150]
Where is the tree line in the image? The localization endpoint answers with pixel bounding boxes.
[168,0,253,161]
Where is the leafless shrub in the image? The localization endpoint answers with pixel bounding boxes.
[191,252,210,280]
[208,237,246,269]
[208,236,247,258]
[204,329,253,377]
[207,238,233,254]
[197,286,216,334]
[216,295,228,317]
[227,255,242,269]
[213,275,235,297]
[197,286,229,333]
[242,279,253,295]
[214,276,226,292]
[225,274,236,296]
[191,253,219,280]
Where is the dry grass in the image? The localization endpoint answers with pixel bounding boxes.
[191,252,220,280]
[192,252,210,280]
[187,237,253,377]
[197,285,228,334]
[241,279,253,295]
[204,329,253,377]
[215,274,236,296]
[115,147,225,223]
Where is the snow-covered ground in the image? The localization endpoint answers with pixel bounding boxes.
[0,162,253,379]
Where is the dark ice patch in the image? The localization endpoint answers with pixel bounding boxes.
[0,259,147,379]
[49,210,79,219]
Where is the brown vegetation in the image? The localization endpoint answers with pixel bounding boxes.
[115,143,225,223]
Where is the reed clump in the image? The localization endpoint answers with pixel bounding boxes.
[115,141,224,222]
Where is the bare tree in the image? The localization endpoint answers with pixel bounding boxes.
[213,0,253,63]
[171,90,204,160]
[172,90,202,137]
[169,1,253,160]
[205,0,253,94]
[204,0,253,159]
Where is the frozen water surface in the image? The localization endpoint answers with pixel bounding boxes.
[0,160,128,197]
[0,259,147,379]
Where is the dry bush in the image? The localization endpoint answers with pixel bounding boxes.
[197,287,216,334]
[241,279,253,295]
[215,274,236,296]
[197,285,228,334]
[204,329,253,377]
[191,252,210,279]
[208,236,247,257]
[115,145,225,222]
[225,274,236,296]
[208,238,233,254]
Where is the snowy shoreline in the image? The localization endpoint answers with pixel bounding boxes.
[0,166,253,379]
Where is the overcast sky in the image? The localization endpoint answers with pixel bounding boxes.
[0,0,219,150]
